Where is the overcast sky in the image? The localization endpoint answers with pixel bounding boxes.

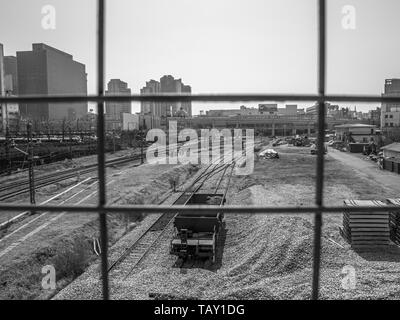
[1,0,399,114]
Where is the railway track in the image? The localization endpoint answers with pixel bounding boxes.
[106,157,236,281]
[0,154,142,202]
[0,177,107,260]
[0,142,189,202]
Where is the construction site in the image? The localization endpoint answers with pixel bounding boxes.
[0,133,399,300]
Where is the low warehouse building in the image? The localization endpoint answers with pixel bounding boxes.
[381,143,400,173]
[381,142,400,159]
[334,123,377,143]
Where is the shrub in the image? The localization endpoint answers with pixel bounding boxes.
[53,236,91,280]
[168,176,179,192]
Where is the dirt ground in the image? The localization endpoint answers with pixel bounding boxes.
[54,144,400,300]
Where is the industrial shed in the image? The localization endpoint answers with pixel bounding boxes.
[381,143,400,173]
[381,143,400,159]
[334,124,377,143]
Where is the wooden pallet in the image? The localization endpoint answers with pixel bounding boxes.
[386,199,400,245]
[343,200,390,248]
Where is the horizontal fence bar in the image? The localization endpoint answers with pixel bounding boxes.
[0,93,399,104]
[0,204,398,214]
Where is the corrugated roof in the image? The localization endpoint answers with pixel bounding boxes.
[334,123,376,128]
[344,199,387,207]
[386,198,400,206]
[381,142,400,152]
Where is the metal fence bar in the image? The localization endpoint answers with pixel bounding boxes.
[96,0,109,300]
[0,204,397,214]
[0,94,399,104]
[312,0,326,300]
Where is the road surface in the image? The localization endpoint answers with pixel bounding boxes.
[328,148,400,194]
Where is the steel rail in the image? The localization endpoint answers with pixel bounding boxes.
[221,164,235,205]
[0,93,400,104]
[312,0,326,300]
[96,0,109,300]
[1,204,398,214]
[213,165,229,194]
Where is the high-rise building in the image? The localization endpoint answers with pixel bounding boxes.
[140,75,192,117]
[0,43,5,133]
[140,79,161,117]
[0,43,4,96]
[0,44,20,134]
[4,56,18,94]
[17,43,88,121]
[105,79,131,119]
[381,79,400,128]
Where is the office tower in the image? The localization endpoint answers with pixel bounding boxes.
[140,75,192,117]
[105,79,132,119]
[4,56,18,94]
[17,43,88,121]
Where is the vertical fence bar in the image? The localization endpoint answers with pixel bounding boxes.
[312,0,326,300]
[96,0,109,300]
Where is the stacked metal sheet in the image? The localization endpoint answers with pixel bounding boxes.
[386,199,400,245]
[342,200,390,248]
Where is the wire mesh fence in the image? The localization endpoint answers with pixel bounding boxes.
[0,0,397,300]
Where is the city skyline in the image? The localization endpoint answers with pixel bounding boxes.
[0,38,391,119]
[1,0,400,115]
[0,39,389,117]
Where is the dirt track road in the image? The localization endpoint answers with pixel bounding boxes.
[328,148,400,194]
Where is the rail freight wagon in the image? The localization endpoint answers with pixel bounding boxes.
[170,193,226,262]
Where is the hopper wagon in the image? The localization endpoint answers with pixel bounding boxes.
[170,193,226,262]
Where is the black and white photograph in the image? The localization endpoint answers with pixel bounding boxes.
[0,0,400,310]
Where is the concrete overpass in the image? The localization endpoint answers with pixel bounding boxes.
[162,115,370,136]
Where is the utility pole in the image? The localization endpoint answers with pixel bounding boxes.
[3,90,11,174]
[5,124,10,175]
[69,126,73,159]
[141,118,146,164]
[27,122,36,206]
[112,129,116,154]
[4,90,11,175]
[62,119,65,142]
